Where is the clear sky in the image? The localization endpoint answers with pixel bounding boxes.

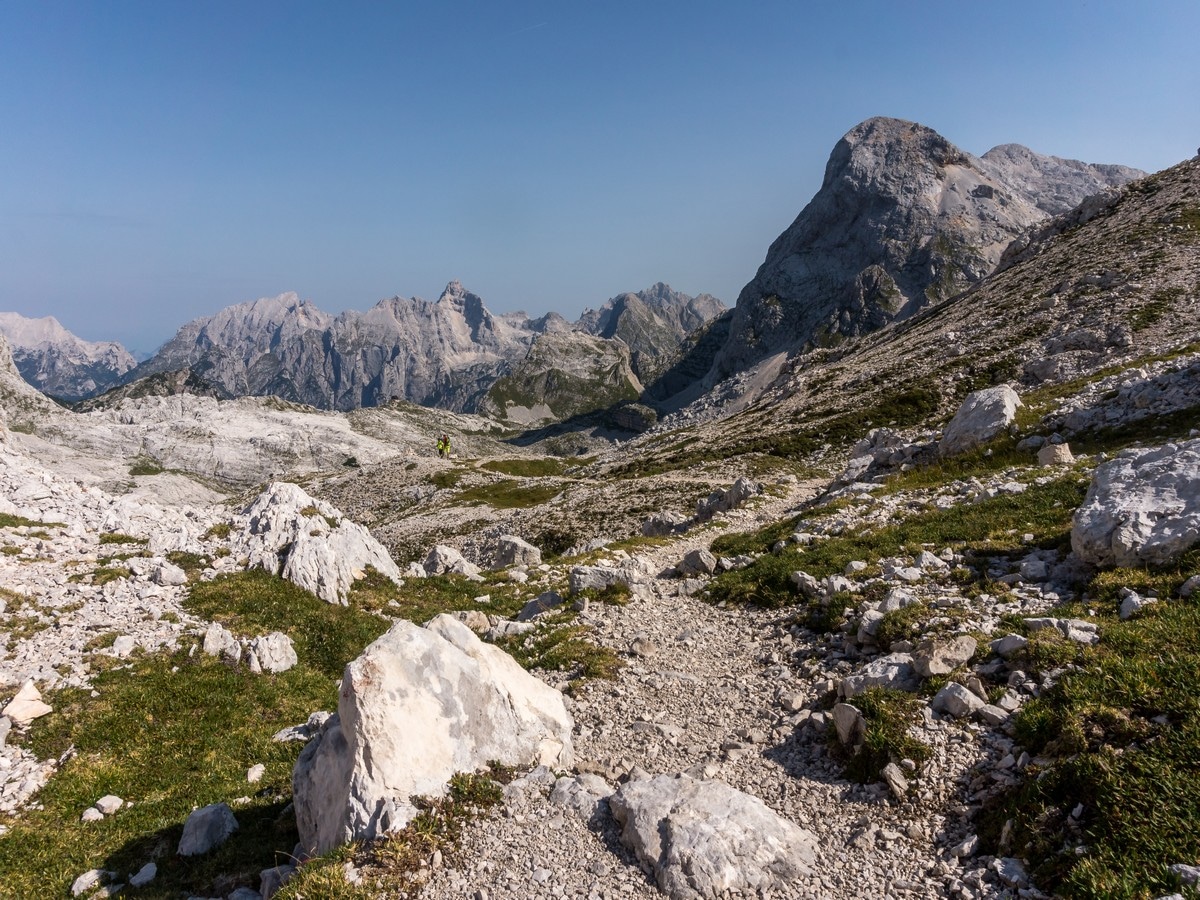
[1,0,1196,353]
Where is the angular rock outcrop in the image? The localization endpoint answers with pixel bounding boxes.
[292,615,573,855]
[1073,440,1200,566]
[235,482,401,605]
[493,535,542,569]
[0,312,136,401]
[609,773,818,900]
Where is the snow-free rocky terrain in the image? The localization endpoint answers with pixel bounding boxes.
[0,138,1196,900]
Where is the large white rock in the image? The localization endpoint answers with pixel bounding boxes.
[292,614,573,855]
[493,534,542,569]
[609,773,817,900]
[1072,440,1200,567]
[939,385,1022,457]
[235,482,402,604]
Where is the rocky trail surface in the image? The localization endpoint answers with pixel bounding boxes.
[418,483,997,900]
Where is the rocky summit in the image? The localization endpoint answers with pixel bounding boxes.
[709,117,1143,381]
[0,312,136,402]
[0,121,1196,900]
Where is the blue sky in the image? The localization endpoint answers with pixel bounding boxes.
[1,0,1196,353]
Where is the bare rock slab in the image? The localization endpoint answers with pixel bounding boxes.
[1073,439,1200,567]
[3,681,52,726]
[609,773,817,900]
[292,614,573,855]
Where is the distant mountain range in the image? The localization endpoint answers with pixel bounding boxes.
[1,116,1145,425]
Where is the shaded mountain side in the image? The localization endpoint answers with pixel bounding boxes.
[708,117,1145,385]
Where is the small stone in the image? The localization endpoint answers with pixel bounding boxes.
[95,795,123,815]
[178,802,239,856]
[128,862,157,888]
[881,762,909,800]
[81,807,104,823]
[247,764,266,783]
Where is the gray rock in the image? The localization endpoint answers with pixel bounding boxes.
[1073,440,1200,567]
[516,592,565,622]
[695,477,761,521]
[248,632,298,674]
[95,795,123,815]
[260,863,298,898]
[831,703,865,746]
[71,869,114,897]
[81,807,104,822]
[292,615,573,855]
[678,548,717,577]
[493,535,541,569]
[940,385,1023,457]
[1038,443,1075,466]
[202,622,240,661]
[978,704,1010,726]
[991,634,1028,658]
[912,636,977,678]
[881,762,909,800]
[178,802,239,856]
[609,773,817,899]
[932,682,984,718]
[128,862,156,888]
[642,512,690,537]
[152,560,188,586]
[841,654,919,698]
[1119,589,1156,620]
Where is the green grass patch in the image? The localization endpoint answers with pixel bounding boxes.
[708,474,1087,608]
[204,522,232,540]
[0,513,64,530]
[346,569,526,625]
[455,479,561,510]
[185,570,390,680]
[980,551,1200,898]
[430,470,464,490]
[99,533,148,546]
[494,612,622,691]
[835,688,931,783]
[0,651,337,898]
[128,455,164,477]
[479,458,567,478]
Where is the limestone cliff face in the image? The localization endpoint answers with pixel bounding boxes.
[0,313,136,401]
[126,281,722,416]
[576,283,726,382]
[132,282,533,412]
[479,332,642,426]
[712,117,1144,379]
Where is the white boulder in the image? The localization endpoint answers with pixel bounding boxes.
[1072,440,1200,567]
[493,535,542,569]
[939,385,1022,457]
[292,614,573,855]
[248,632,298,674]
[609,773,817,900]
[236,482,402,604]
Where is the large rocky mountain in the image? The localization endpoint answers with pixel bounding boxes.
[117,281,721,415]
[707,116,1144,380]
[0,313,136,401]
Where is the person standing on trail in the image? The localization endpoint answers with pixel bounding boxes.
[436,435,446,458]
[441,433,451,458]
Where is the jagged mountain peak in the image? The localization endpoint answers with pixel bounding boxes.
[0,311,136,401]
[708,117,1144,382]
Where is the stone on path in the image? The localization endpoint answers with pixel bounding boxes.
[178,802,239,856]
[1037,442,1074,466]
[677,548,717,577]
[912,635,977,678]
[292,614,573,855]
[840,654,919,699]
[932,682,984,718]
[609,773,817,900]
[424,544,483,580]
